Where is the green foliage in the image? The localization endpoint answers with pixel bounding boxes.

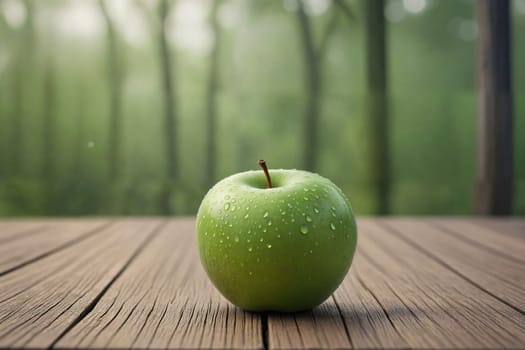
[0,0,523,216]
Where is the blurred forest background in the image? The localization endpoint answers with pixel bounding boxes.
[0,0,523,217]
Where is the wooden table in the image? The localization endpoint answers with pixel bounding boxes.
[0,218,524,349]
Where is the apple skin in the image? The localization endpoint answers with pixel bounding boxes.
[196,169,357,312]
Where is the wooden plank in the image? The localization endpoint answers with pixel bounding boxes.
[336,219,525,349]
[333,263,408,349]
[473,218,525,237]
[432,219,525,264]
[56,219,262,350]
[384,219,525,314]
[0,221,48,244]
[267,299,351,349]
[0,219,161,349]
[0,220,110,275]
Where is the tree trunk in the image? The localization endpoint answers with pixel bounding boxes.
[42,47,56,181]
[74,85,87,174]
[297,0,321,172]
[158,0,178,214]
[8,0,35,177]
[475,0,513,215]
[99,0,123,184]
[363,0,390,215]
[10,67,23,176]
[205,0,221,188]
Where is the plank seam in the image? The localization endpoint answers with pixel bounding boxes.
[378,221,525,317]
[331,295,354,349]
[430,221,525,266]
[0,221,114,278]
[261,313,268,350]
[47,220,167,350]
[354,270,409,342]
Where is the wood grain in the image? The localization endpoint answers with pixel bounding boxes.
[0,221,48,244]
[0,219,161,349]
[0,219,110,275]
[0,217,524,350]
[267,299,351,349]
[432,219,525,264]
[383,219,525,314]
[472,218,525,237]
[56,218,262,350]
[336,219,525,349]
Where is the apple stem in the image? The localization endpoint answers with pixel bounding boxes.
[258,160,273,189]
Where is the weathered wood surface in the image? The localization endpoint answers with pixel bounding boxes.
[0,218,524,349]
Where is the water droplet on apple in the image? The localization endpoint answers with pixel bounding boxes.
[300,226,309,235]
[287,203,293,208]
[277,234,281,238]
[231,205,236,211]
[267,220,272,226]
[244,214,249,219]
[305,216,312,222]
[260,237,264,242]
[332,213,337,217]
[266,244,272,249]
[263,228,267,233]
[331,206,336,211]
[313,208,319,214]
[249,271,253,275]
[303,197,309,201]
[303,188,309,192]
[263,211,269,218]
[248,247,253,252]
[234,237,239,242]
[204,232,208,236]
[224,203,230,210]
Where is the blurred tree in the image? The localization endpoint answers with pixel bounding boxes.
[0,0,11,179]
[475,0,513,215]
[158,0,178,214]
[73,84,87,175]
[41,1,57,213]
[98,0,124,184]
[4,0,35,177]
[205,0,221,188]
[363,0,390,215]
[296,0,352,172]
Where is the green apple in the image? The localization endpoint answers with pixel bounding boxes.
[196,161,357,312]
